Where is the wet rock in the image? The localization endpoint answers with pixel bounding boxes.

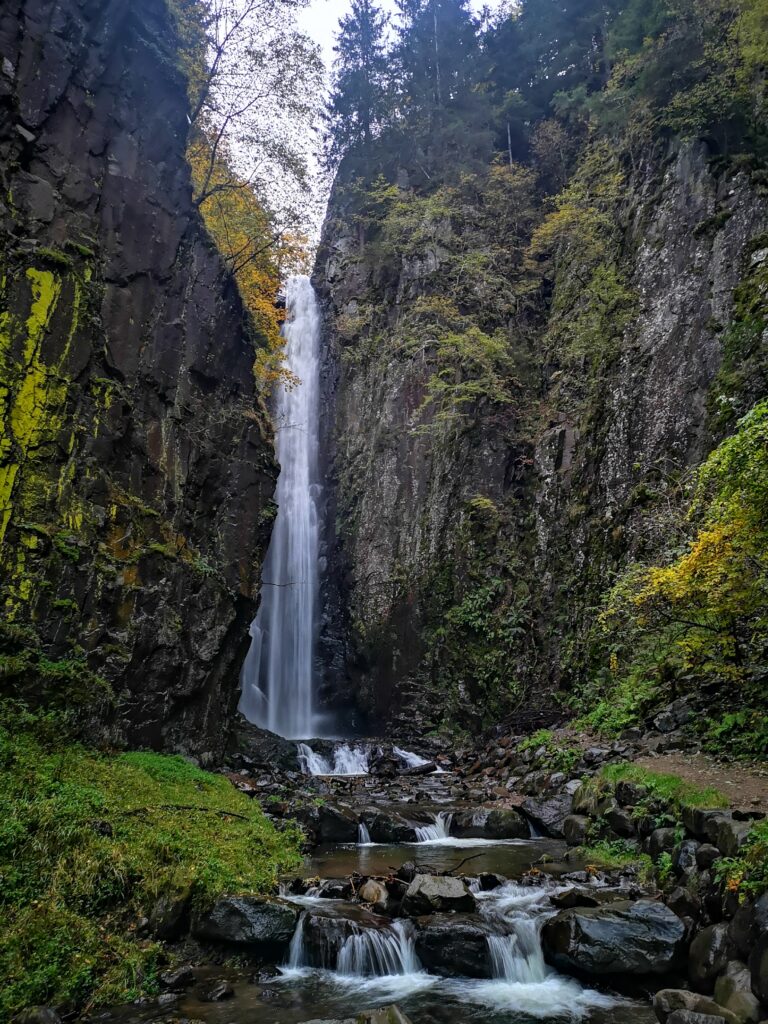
[542,899,686,977]
[563,815,591,846]
[728,893,768,959]
[414,915,493,977]
[550,887,600,910]
[654,989,740,1024]
[396,861,418,883]
[401,874,476,915]
[203,980,234,1001]
[714,961,763,1023]
[368,811,419,843]
[749,933,768,1005]
[193,896,298,951]
[477,872,506,891]
[689,923,737,993]
[318,805,362,843]
[521,793,574,838]
[317,879,354,899]
[300,912,361,969]
[667,887,702,922]
[159,965,195,991]
[452,808,528,839]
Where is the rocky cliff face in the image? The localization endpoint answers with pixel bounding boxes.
[314,142,767,735]
[0,0,276,754]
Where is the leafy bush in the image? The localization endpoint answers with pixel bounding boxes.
[0,704,301,1017]
[716,819,768,899]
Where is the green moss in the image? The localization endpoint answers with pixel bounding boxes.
[577,838,653,880]
[716,819,768,900]
[0,704,302,1018]
[35,247,74,269]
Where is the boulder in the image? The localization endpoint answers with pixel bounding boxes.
[689,923,737,993]
[369,811,419,844]
[682,808,730,841]
[607,806,637,838]
[159,965,195,991]
[674,841,701,877]
[414,915,492,977]
[298,912,361,969]
[477,872,506,891]
[710,818,753,859]
[203,980,234,1002]
[714,961,763,1023]
[697,845,722,870]
[359,879,391,913]
[401,874,476,916]
[563,815,591,846]
[149,886,191,939]
[654,989,740,1024]
[522,793,574,838]
[729,893,768,960]
[749,933,768,1005]
[650,828,680,859]
[318,805,361,843]
[542,899,686,977]
[667,886,702,922]
[550,887,600,910]
[317,879,353,899]
[451,808,528,839]
[193,896,298,951]
[616,780,649,807]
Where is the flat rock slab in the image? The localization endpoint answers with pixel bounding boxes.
[401,874,476,915]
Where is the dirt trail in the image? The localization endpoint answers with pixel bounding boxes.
[633,751,768,813]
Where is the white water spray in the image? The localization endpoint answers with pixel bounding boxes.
[297,742,370,776]
[239,275,323,739]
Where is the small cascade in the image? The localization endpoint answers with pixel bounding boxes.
[393,746,446,774]
[393,746,429,768]
[487,920,548,984]
[297,742,369,776]
[336,920,420,977]
[414,811,453,842]
[357,821,372,844]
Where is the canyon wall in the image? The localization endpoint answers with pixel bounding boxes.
[314,142,767,735]
[0,0,276,754]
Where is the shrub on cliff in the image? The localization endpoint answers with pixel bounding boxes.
[580,400,768,753]
[0,703,301,1017]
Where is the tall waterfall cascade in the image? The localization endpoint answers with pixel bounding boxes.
[239,275,323,739]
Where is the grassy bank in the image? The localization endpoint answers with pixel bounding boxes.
[0,704,302,1018]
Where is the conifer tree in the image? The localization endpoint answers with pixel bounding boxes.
[326,0,390,164]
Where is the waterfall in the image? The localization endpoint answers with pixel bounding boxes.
[393,746,429,768]
[414,811,453,842]
[238,275,322,739]
[336,921,420,977]
[487,920,548,984]
[297,742,370,776]
[358,821,372,844]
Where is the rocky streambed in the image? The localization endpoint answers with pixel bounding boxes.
[86,723,767,1024]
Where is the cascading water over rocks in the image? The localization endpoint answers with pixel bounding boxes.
[239,275,323,739]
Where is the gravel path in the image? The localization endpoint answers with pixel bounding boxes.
[633,751,768,813]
